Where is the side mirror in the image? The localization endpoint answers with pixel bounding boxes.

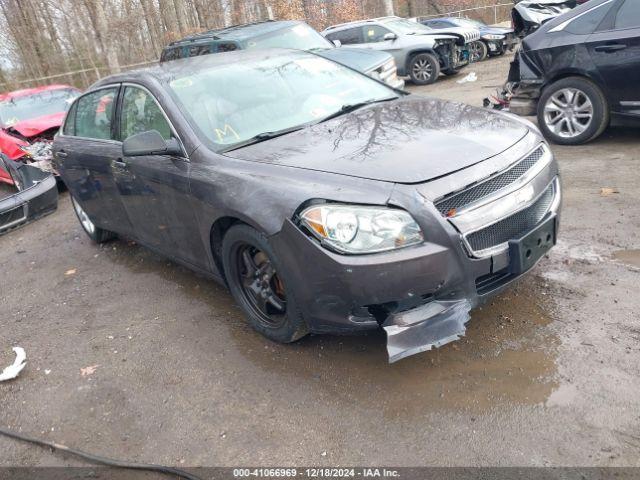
[332,39,342,48]
[383,32,397,41]
[122,130,182,157]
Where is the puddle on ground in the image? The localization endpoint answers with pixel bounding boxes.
[228,280,558,416]
[107,239,558,415]
[612,249,640,269]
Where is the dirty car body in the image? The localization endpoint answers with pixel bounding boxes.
[160,20,404,89]
[0,85,80,185]
[0,154,57,235]
[53,50,561,362]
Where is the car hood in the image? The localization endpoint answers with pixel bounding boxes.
[316,48,390,72]
[420,26,481,43]
[6,112,65,138]
[224,96,529,184]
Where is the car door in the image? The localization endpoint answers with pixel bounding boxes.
[587,0,640,115]
[54,85,134,235]
[115,84,207,266]
[359,24,406,69]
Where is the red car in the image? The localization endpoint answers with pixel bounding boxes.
[0,84,80,185]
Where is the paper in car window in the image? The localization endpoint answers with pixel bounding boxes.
[215,124,240,143]
[367,29,375,37]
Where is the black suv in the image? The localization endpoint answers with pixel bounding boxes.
[508,0,640,144]
[160,20,404,89]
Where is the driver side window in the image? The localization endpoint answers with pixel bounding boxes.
[363,25,392,43]
[120,86,172,142]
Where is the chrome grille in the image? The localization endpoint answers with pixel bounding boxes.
[436,146,544,216]
[465,182,554,253]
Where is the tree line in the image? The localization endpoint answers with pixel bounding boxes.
[0,0,504,90]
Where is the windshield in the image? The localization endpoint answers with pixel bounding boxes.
[455,18,485,28]
[245,23,333,51]
[167,52,398,151]
[385,19,433,34]
[0,88,79,127]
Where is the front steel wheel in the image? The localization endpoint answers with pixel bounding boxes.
[222,224,308,343]
[537,77,609,145]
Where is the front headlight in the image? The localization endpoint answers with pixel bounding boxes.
[482,34,505,40]
[299,204,424,254]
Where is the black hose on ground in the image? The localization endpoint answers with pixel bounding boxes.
[0,426,202,480]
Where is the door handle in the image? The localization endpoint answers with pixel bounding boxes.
[112,159,127,169]
[594,44,627,53]
[55,151,68,159]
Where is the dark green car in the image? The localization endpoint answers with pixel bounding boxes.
[160,20,405,89]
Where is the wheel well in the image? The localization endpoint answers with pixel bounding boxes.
[210,216,245,284]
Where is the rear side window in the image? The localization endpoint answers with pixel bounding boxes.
[565,2,611,34]
[217,42,238,52]
[363,25,392,43]
[63,102,78,136]
[74,88,117,140]
[615,0,640,30]
[161,47,182,62]
[326,27,363,45]
[188,44,211,57]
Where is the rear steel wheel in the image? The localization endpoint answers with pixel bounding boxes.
[70,196,115,243]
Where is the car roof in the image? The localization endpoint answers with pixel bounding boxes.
[0,84,77,102]
[166,20,303,47]
[92,48,311,89]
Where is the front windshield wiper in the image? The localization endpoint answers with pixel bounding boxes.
[219,125,306,153]
[315,97,398,124]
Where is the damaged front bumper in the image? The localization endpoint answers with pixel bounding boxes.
[383,300,471,363]
[271,134,561,363]
[0,155,58,235]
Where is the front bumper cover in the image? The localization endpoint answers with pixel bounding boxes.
[0,155,58,235]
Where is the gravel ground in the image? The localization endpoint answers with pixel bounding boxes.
[1,53,639,468]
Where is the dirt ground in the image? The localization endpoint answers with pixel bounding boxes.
[1,53,639,468]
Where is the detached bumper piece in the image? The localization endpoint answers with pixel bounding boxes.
[383,300,471,363]
[0,155,57,236]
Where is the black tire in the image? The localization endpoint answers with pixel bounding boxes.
[537,76,609,146]
[408,53,440,85]
[469,41,488,62]
[70,195,116,243]
[221,224,308,344]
